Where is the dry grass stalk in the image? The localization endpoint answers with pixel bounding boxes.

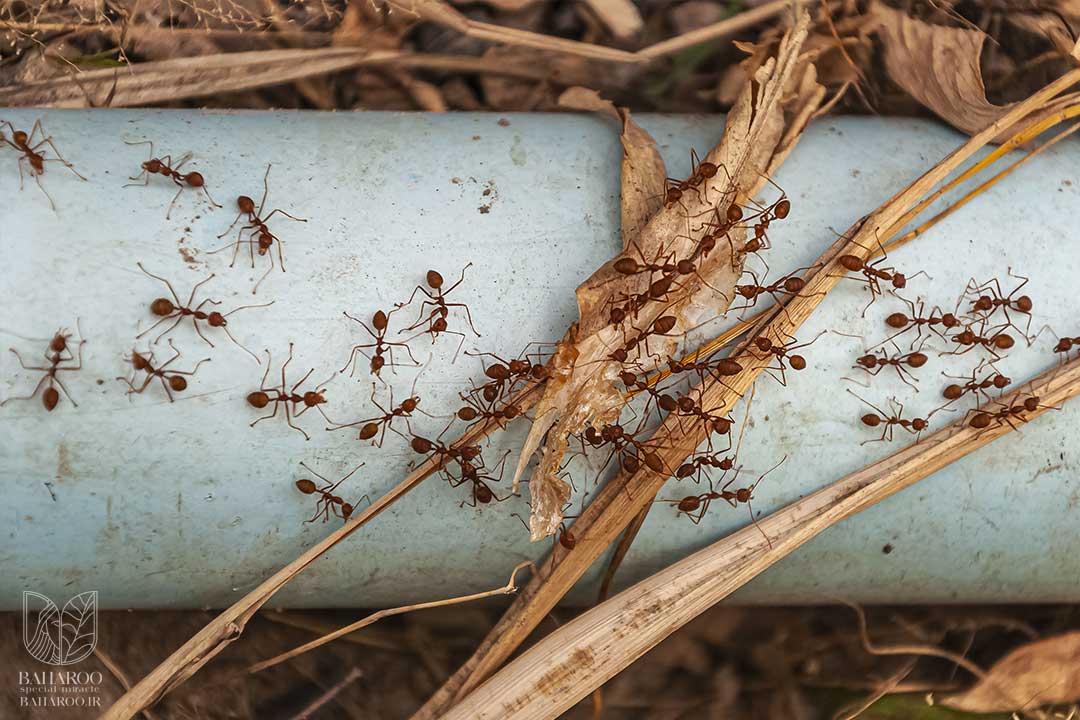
[436,356,1080,720]
[410,67,1080,719]
[243,561,532,676]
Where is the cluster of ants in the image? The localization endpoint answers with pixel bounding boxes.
[4,122,1074,539]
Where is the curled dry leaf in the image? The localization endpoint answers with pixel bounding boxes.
[941,631,1080,713]
[515,12,815,540]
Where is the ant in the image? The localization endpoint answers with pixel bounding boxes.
[328,381,429,445]
[410,434,484,471]
[942,362,1011,406]
[512,490,588,570]
[136,263,268,363]
[1051,334,1080,362]
[835,248,924,315]
[749,331,824,385]
[398,265,481,352]
[247,344,334,441]
[2,326,85,411]
[117,340,210,402]
[213,164,307,294]
[455,393,524,428]
[968,396,1044,431]
[731,267,813,318]
[965,269,1034,339]
[670,389,735,443]
[295,462,368,523]
[580,422,665,475]
[942,320,1015,358]
[663,149,720,207]
[340,309,419,377]
[1,119,86,209]
[124,140,221,218]
[607,315,679,364]
[450,452,515,508]
[848,390,930,443]
[853,342,928,390]
[878,297,960,350]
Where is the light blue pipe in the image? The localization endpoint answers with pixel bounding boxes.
[0,109,1077,609]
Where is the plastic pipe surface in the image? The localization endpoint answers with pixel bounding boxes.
[0,110,1077,608]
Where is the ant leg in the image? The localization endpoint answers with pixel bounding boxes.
[124,170,150,187]
[276,233,286,274]
[38,136,86,180]
[291,367,315,395]
[185,273,216,309]
[32,171,57,211]
[257,164,272,216]
[443,302,482,337]
[200,183,222,209]
[396,284,438,315]
[252,249,274,295]
[8,348,49,372]
[1,374,49,406]
[283,404,311,441]
[220,326,260,364]
[250,400,281,428]
[48,373,80,407]
[190,317,216,349]
[143,315,183,345]
[166,183,185,220]
[138,262,183,306]
[261,208,307,223]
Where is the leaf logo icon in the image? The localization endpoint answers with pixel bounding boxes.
[22,591,98,665]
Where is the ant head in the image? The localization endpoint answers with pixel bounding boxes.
[613,257,639,275]
[775,199,791,219]
[885,313,909,329]
[943,384,964,400]
[503,404,521,420]
[168,375,188,392]
[303,390,324,405]
[676,395,695,413]
[891,273,907,289]
[856,354,877,368]
[295,479,317,495]
[237,196,255,213]
[735,284,755,299]
[609,307,626,324]
[208,311,226,327]
[678,496,700,512]
[49,332,68,353]
[712,417,732,434]
[601,424,622,442]
[906,352,928,368]
[665,188,682,205]
[508,358,528,374]
[340,503,354,520]
[726,203,742,223]
[956,329,975,344]
[735,487,752,503]
[257,232,273,253]
[29,154,43,173]
[358,423,379,440]
[426,270,444,289]
[371,355,385,373]
[715,359,742,376]
[458,406,479,421]
[698,235,716,254]
[942,313,960,327]
[43,387,59,412]
[698,161,718,179]
[719,457,734,471]
[973,295,993,311]
[1055,338,1073,353]
[783,277,805,293]
[482,384,500,403]
[993,333,1015,350]
[789,354,807,370]
[184,171,205,188]
[861,413,881,427]
[1023,397,1039,412]
[151,298,175,316]
[144,159,163,173]
[753,336,772,352]
[970,413,992,429]
[246,391,270,409]
[619,370,637,386]
[993,374,1010,389]
[610,348,628,363]
[402,396,419,412]
[912,418,928,431]
[411,436,432,454]
[12,130,28,146]
[1016,295,1033,312]
[838,255,863,272]
[131,352,151,371]
[373,310,388,331]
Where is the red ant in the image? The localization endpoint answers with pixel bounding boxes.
[750,331,824,385]
[942,320,1015,358]
[664,456,786,546]
[606,315,679,365]
[848,390,930,443]
[124,140,221,218]
[663,149,720,207]
[878,297,960,350]
[117,340,210,402]
[965,269,1033,339]
[670,389,735,443]
[398,265,481,352]
[328,381,429,446]
[455,393,524,428]
[212,165,307,294]
[853,342,928,390]
[731,267,814,318]
[967,396,1046,431]
[340,309,419,377]
[941,362,1011,406]
[835,247,924,315]
[2,326,85,411]
[247,344,335,441]
[579,422,665,475]
[450,452,515,508]
[409,434,484,471]
[136,263,268,363]
[295,462,368,523]
[1,119,85,210]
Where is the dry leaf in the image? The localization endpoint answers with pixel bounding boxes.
[874,1,1010,135]
[582,0,644,41]
[941,631,1080,712]
[515,12,814,540]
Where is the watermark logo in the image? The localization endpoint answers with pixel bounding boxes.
[22,591,98,666]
